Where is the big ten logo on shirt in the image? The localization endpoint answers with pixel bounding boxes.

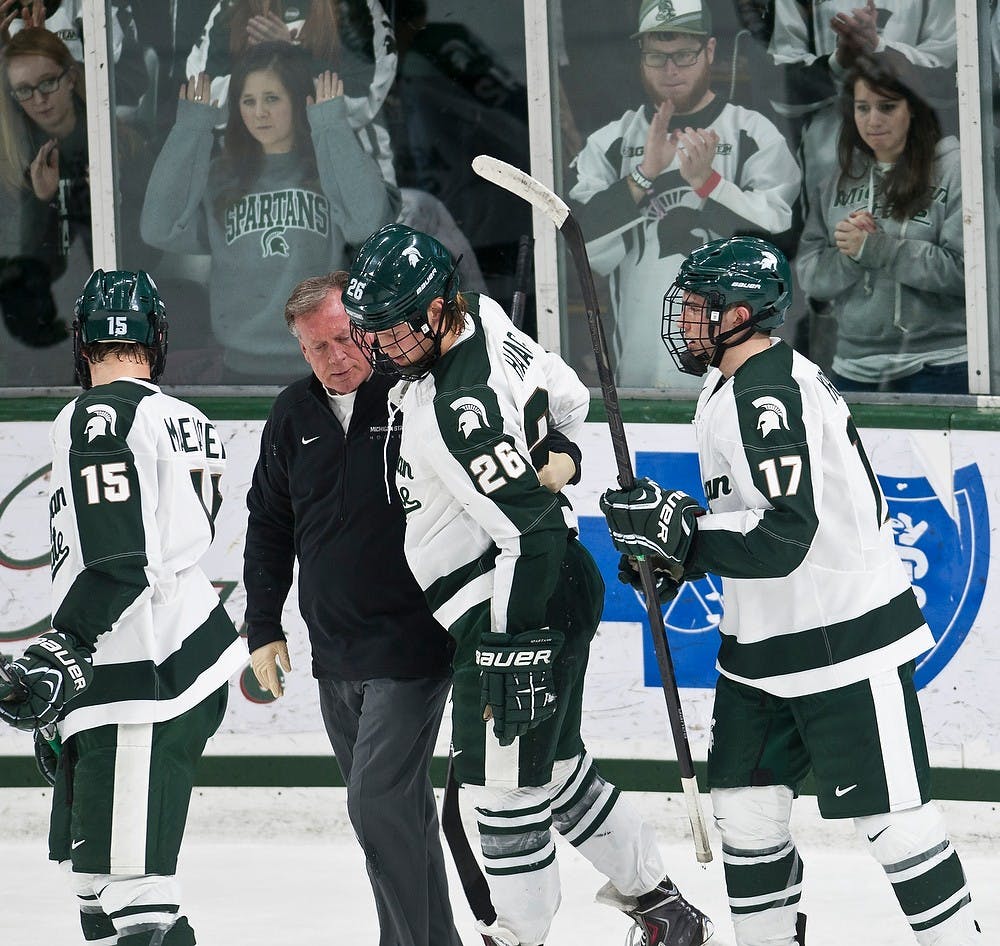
[224,189,330,258]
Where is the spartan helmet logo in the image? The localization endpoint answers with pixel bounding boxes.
[402,246,423,268]
[450,395,489,438]
[759,250,779,272]
[84,404,118,443]
[261,227,290,258]
[751,396,789,438]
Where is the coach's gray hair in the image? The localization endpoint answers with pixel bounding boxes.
[284,271,350,336]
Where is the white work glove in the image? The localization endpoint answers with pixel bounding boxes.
[537,451,577,493]
[250,640,291,698]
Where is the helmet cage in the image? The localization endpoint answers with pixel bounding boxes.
[661,283,727,376]
[348,263,460,381]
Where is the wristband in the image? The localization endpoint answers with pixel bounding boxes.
[630,166,655,192]
[694,170,721,198]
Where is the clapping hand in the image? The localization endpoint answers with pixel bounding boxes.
[639,100,678,180]
[29,138,59,202]
[179,72,215,108]
[308,70,343,106]
[834,211,875,257]
[832,0,879,68]
[247,11,296,46]
[676,126,720,192]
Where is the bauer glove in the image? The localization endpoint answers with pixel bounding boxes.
[477,628,564,747]
[617,554,707,604]
[601,478,704,567]
[0,630,93,731]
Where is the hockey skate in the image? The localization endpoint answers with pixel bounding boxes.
[597,878,713,946]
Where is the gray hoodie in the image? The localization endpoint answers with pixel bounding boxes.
[796,137,964,383]
[140,96,399,379]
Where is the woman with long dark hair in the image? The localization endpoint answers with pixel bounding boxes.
[140,40,398,382]
[797,54,965,393]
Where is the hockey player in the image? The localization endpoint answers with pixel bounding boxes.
[567,0,800,390]
[0,269,247,945]
[343,223,713,946]
[600,237,981,946]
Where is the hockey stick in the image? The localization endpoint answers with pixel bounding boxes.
[441,750,497,942]
[510,234,534,331]
[471,155,713,864]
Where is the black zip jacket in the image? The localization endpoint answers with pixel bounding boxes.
[244,372,455,680]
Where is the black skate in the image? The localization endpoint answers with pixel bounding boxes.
[623,879,713,946]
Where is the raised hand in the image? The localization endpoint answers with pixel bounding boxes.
[639,99,678,179]
[29,138,59,202]
[179,71,214,107]
[308,70,343,106]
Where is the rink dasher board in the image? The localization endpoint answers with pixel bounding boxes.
[0,419,997,791]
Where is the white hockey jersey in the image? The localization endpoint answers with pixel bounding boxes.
[687,340,933,697]
[49,378,246,738]
[390,294,590,638]
[569,96,800,391]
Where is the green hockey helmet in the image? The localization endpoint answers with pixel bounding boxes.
[73,269,169,388]
[345,224,460,379]
[662,237,792,375]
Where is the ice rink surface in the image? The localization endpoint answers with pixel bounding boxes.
[0,787,995,945]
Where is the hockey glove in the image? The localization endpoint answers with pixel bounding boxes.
[0,631,93,731]
[34,729,60,787]
[477,628,564,747]
[617,555,707,605]
[601,478,704,567]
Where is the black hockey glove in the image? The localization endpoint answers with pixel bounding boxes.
[617,554,707,604]
[33,729,61,787]
[477,628,564,747]
[0,631,93,731]
[601,478,704,567]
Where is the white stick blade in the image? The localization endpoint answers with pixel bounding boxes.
[471,155,570,229]
[681,776,714,863]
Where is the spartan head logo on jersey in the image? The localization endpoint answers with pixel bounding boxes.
[261,227,290,258]
[751,396,789,438]
[450,396,489,438]
[402,246,423,268]
[84,404,118,442]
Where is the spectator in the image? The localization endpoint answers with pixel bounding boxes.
[3,0,150,107]
[344,223,714,946]
[386,0,533,321]
[567,0,800,391]
[186,0,394,126]
[140,41,399,383]
[768,0,956,203]
[0,268,246,946]
[796,55,965,394]
[244,270,463,946]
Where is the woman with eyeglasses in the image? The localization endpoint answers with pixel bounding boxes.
[0,27,148,365]
[0,26,85,350]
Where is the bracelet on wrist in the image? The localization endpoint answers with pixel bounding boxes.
[630,166,655,192]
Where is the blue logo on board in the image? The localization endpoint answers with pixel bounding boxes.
[579,453,987,691]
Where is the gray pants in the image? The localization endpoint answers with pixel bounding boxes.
[318,675,462,946]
